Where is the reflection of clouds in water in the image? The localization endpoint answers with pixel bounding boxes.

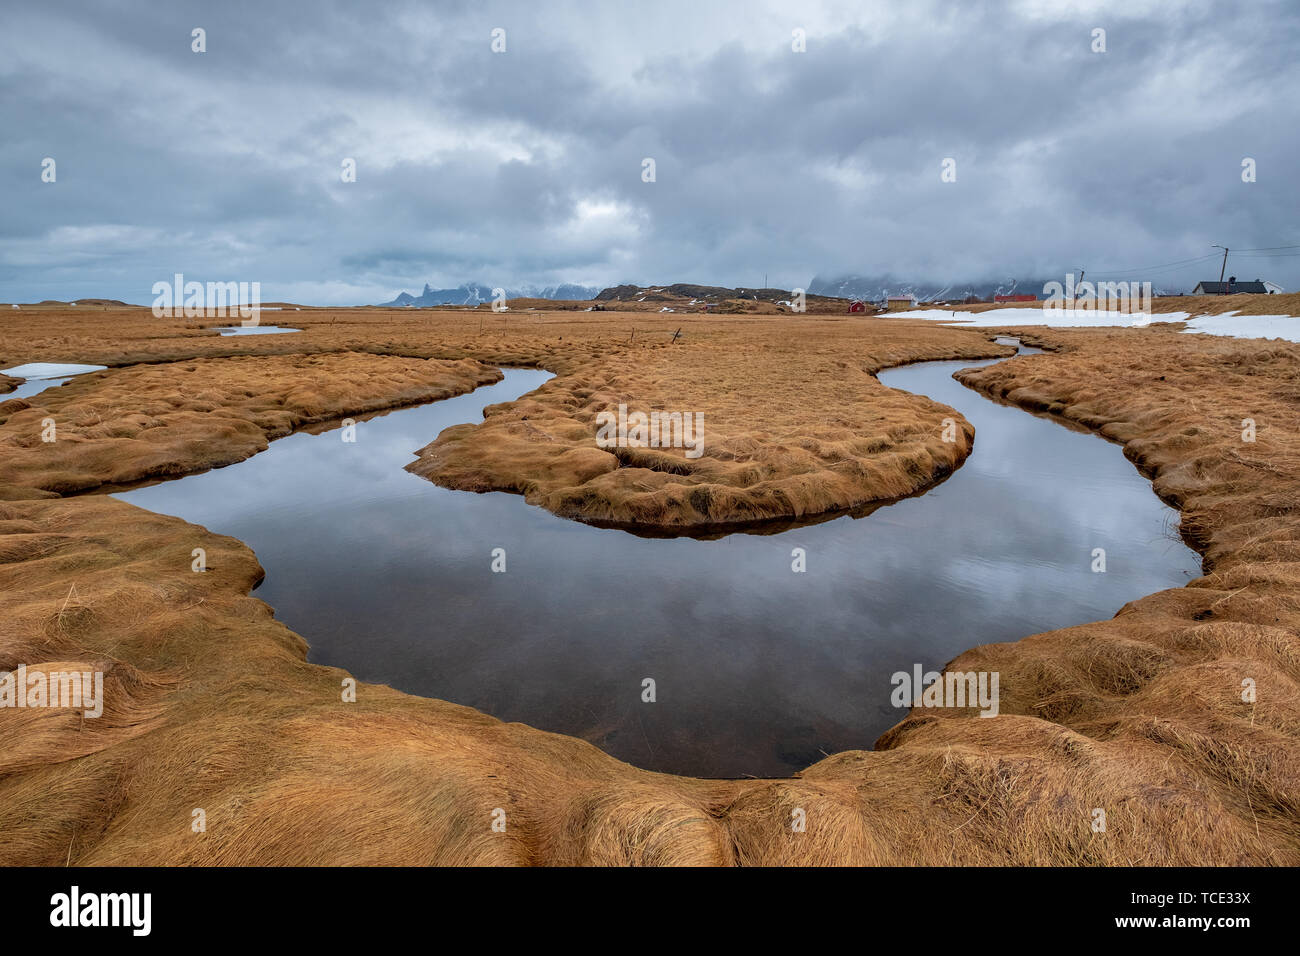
[9,376,72,400]
[115,362,1200,777]
[2,362,108,377]
[213,326,301,336]
[3,363,107,400]
[883,360,1176,560]
[120,374,550,524]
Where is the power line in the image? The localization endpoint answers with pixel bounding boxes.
[1076,247,1299,279]
[1134,259,1228,277]
[1075,253,1220,277]
[1043,246,1297,284]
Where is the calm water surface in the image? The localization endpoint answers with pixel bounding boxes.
[114,344,1201,777]
[213,326,301,335]
[2,363,107,400]
[8,376,74,400]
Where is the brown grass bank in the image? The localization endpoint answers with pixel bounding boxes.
[0,306,1298,864]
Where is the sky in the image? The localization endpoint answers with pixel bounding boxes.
[2,0,1298,304]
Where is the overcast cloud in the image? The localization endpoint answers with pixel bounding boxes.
[2,0,1297,304]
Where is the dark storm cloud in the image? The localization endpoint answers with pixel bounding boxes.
[1,0,1297,303]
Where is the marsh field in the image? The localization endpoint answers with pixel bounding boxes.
[2,298,1300,865]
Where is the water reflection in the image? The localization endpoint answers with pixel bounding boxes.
[114,348,1201,777]
[7,376,72,400]
[213,326,302,336]
[2,363,107,400]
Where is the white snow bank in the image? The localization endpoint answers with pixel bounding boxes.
[892,305,1300,342]
[890,307,1190,328]
[1182,313,1300,343]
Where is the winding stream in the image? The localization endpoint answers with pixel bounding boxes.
[112,342,1201,777]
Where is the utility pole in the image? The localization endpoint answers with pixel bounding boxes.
[1213,245,1229,285]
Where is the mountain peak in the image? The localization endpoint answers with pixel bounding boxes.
[380,281,599,307]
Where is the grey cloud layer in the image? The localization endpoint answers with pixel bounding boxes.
[1,0,1296,303]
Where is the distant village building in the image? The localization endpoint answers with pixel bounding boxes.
[1192,277,1269,295]
[1263,280,1286,294]
[885,295,916,312]
[848,300,866,313]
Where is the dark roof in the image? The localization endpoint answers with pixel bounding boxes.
[1194,280,1268,294]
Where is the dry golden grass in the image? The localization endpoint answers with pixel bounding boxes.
[406,318,1010,529]
[0,354,499,494]
[1,306,1009,527]
[1,303,1299,865]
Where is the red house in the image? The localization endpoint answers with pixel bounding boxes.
[848,300,866,313]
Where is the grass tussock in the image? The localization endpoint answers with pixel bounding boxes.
[405,319,1004,530]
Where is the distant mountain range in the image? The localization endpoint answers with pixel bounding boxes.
[593,283,838,304]
[808,275,1057,302]
[808,274,1182,301]
[381,282,599,307]
[381,273,1189,308]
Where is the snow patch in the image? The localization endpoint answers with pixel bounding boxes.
[893,304,1300,342]
[890,308,1190,328]
[1183,313,1300,343]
